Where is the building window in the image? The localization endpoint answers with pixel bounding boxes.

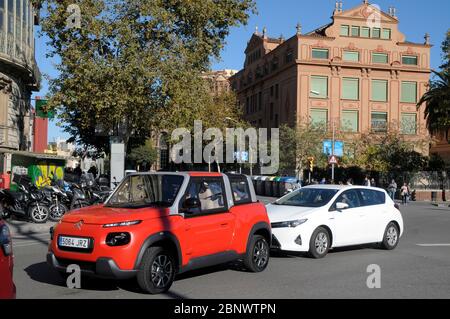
[340,25,349,36]
[275,84,279,99]
[402,55,418,65]
[271,57,279,71]
[274,114,279,128]
[270,103,274,120]
[361,27,370,38]
[270,86,273,97]
[246,97,249,114]
[371,112,388,133]
[258,92,262,110]
[285,50,294,63]
[372,27,381,39]
[312,48,329,59]
[342,78,359,100]
[371,80,388,102]
[310,76,328,99]
[401,113,417,135]
[401,81,417,103]
[351,26,360,37]
[0,0,4,33]
[372,52,389,64]
[310,109,328,127]
[7,0,13,35]
[341,110,359,132]
[382,28,391,40]
[343,51,359,62]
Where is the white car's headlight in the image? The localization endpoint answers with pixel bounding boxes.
[271,219,308,228]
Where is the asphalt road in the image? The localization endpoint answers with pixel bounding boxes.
[7,199,450,299]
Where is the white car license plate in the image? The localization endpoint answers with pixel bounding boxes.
[59,236,90,249]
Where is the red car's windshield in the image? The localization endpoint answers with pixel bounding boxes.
[106,174,184,208]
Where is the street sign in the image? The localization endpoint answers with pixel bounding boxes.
[323,140,344,157]
[328,155,338,165]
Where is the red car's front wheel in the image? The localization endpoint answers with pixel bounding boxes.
[137,247,176,294]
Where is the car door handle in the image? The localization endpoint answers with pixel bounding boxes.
[220,223,229,227]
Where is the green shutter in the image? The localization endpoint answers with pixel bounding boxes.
[372,28,381,38]
[310,109,328,127]
[341,110,358,132]
[312,49,329,59]
[402,55,418,65]
[361,27,370,38]
[310,76,328,98]
[371,80,388,102]
[401,82,417,103]
[351,26,360,37]
[342,78,359,100]
[401,113,417,135]
[372,53,388,64]
[382,28,391,39]
[340,25,349,36]
[371,112,388,132]
[343,51,359,62]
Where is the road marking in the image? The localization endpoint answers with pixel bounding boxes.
[416,244,450,247]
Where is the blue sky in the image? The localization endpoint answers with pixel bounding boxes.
[34,0,450,142]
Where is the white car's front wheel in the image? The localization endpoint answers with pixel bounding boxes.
[309,227,330,259]
[381,222,399,250]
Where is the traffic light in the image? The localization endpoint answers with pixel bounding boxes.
[308,157,314,172]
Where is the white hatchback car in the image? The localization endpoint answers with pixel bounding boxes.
[267,185,404,258]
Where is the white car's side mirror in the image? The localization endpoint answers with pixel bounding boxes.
[336,202,349,211]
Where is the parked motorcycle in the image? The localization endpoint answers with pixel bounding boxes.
[0,184,50,223]
[42,185,70,222]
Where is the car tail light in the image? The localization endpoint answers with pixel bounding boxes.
[0,224,12,256]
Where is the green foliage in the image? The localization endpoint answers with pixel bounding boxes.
[128,140,157,170]
[40,0,256,152]
[279,122,328,177]
[418,30,450,138]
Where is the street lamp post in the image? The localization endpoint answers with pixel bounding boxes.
[332,120,336,183]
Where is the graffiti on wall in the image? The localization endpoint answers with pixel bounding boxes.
[28,164,64,188]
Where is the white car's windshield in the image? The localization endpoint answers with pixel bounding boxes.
[274,188,338,208]
[106,174,184,208]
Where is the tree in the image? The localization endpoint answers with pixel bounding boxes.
[418,30,450,140]
[40,0,256,152]
[417,71,450,139]
[279,122,328,178]
[128,140,157,171]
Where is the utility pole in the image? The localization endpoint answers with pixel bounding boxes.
[331,121,335,183]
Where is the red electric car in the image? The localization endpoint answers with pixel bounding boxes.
[0,219,15,299]
[48,172,271,294]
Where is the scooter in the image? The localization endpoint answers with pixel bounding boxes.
[0,184,50,223]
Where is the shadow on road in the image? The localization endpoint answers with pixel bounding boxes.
[23,261,192,298]
[8,220,50,247]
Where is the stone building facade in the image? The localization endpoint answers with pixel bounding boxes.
[0,0,41,151]
[230,1,432,155]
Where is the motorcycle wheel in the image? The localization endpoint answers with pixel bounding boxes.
[29,205,50,223]
[0,202,10,219]
[49,203,68,222]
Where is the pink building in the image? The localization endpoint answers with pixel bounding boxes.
[230,1,432,155]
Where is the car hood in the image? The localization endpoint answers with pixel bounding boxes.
[62,205,170,225]
[266,203,320,223]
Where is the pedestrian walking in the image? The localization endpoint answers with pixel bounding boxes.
[346,178,353,186]
[400,183,409,205]
[364,176,371,187]
[371,178,376,187]
[388,179,397,200]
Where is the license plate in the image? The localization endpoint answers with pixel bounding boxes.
[58,236,90,249]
